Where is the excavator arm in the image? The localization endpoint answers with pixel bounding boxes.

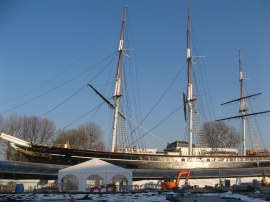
[176,170,190,186]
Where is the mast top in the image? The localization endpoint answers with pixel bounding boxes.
[118,6,127,48]
[187,7,191,84]
[239,50,243,82]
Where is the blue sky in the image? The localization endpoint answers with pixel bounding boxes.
[0,0,270,151]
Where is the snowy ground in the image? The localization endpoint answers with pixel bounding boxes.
[0,191,267,202]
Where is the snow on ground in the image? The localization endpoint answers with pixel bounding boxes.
[201,191,266,202]
[0,192,168,202]
[0,191,267,202]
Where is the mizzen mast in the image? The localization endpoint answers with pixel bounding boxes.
[216,50,270,155]
[239,50,247,155]
[111,6,127,152]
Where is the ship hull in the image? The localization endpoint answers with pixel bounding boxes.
[13,144,270,170]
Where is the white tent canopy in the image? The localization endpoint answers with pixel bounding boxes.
[58,158,132,192]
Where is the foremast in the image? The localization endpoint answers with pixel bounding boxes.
[186,7,196,156]
[111,6,127,152]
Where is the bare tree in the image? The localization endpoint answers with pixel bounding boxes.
[21,116,56,144]
[202,121,240,149]
[1,114,25,161]
[0,115,6,160]
[1,114,56,161]
[0,115,4,132]
[1,114,105,161]
[4,114,23,136]
[78,122,105,150]
[54,122,105,150]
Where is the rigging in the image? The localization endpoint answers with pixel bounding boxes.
[1,52,116,115]
[0,14,120,107]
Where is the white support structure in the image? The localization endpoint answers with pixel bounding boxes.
[0,132,30,147]
[188,84,193,156]
[111,78,121,152]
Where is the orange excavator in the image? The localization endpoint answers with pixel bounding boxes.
[161,170,190,190]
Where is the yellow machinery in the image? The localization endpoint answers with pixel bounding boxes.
[261,170,268,186]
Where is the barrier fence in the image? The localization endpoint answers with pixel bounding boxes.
[0,180,162,193]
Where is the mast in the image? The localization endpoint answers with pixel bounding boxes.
[239,50,247,155]
[186,7,194,156]
[111,6,127,152]
[216,51,270,155]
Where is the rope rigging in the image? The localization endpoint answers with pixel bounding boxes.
[0,13,120,107]
[40,85,86,118]
[53,102,105,136]
[131,105,182,145]
[190,24,215,123]
[0,52,117,115]
[128,63,185,139]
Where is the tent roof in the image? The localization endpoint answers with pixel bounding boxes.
[59,158,129,173]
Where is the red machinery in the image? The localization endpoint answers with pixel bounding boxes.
[161,170,190,190]
[90,183,116,192]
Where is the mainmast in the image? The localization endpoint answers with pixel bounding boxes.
[186,7,195,156]
[111,6,127,152]
[239,50,247,156]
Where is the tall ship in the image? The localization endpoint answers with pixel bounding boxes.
[1,7,270,170]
